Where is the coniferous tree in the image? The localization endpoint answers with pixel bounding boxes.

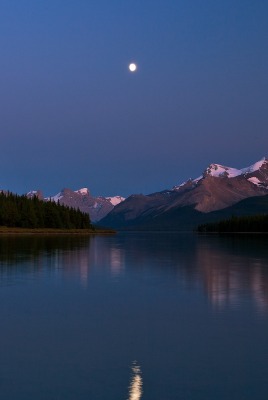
[197,214,268,233]
[0,192,93,229]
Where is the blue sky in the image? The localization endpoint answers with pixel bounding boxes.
[1,0,268,197]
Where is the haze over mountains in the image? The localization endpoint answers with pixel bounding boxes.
[99,158,268,230]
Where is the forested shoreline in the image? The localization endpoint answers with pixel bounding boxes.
[197,214,268,233]
[0,192,93,229]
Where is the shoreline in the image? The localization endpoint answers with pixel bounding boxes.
[197,231,268,235]
[0,227,116,235]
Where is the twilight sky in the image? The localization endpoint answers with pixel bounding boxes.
[1,0,268,197]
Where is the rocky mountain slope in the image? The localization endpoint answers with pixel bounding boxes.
[99,158,268,230]
[27,188,125,222]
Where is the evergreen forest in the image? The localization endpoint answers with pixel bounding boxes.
[197,214,268,233]
[0,192,92,229]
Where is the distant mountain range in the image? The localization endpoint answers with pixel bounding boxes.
[25,157,268,230]
[99,158,268,230]
[27,188,125,222]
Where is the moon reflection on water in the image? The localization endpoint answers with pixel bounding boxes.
[127,362,143,400]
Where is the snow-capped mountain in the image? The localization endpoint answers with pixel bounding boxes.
[27,188,125,222]
[105,196,125,206]
[174,158,268,190]
[99,158,268,229]
[47,188,125,222]
[169,157,268,213]
[26,190,44,200]
[202,158,268,188]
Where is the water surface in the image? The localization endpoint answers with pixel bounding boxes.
[0,233,268,399]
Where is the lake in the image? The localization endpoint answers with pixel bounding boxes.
[0,232,268,399]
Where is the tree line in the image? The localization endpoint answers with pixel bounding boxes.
[0,192,93,229]
[197,214,268,233]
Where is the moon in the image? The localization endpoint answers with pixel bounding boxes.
[129,63,137,72]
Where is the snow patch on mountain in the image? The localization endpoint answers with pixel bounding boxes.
[247,177,262,185]
[27,191,38,198]
[75,188,90,195]
[26,190,44,200]
[205,158,267,178]
[241,158,267,174]
[48,192,63,202]
[105,196,125,206]
[205,164,242,178]
[173,158,268,191]
[173,176,202,191]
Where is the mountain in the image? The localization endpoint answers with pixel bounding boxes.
[99,158,268,230]
[27,188,125,222]
[27,190,44,200]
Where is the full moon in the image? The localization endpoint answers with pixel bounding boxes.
[129,63,137,72]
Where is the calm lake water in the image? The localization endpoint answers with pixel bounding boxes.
[0,232,268,399]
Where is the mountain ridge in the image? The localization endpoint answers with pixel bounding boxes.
[99,157,268,230]
[27,188,125,222]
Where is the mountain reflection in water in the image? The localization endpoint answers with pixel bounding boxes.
[88,233,268,313]
[196,237,268,312]
[1,233,268,399]
[1,233,268,312]
[128,362,143,400]
[0,235,91,286]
